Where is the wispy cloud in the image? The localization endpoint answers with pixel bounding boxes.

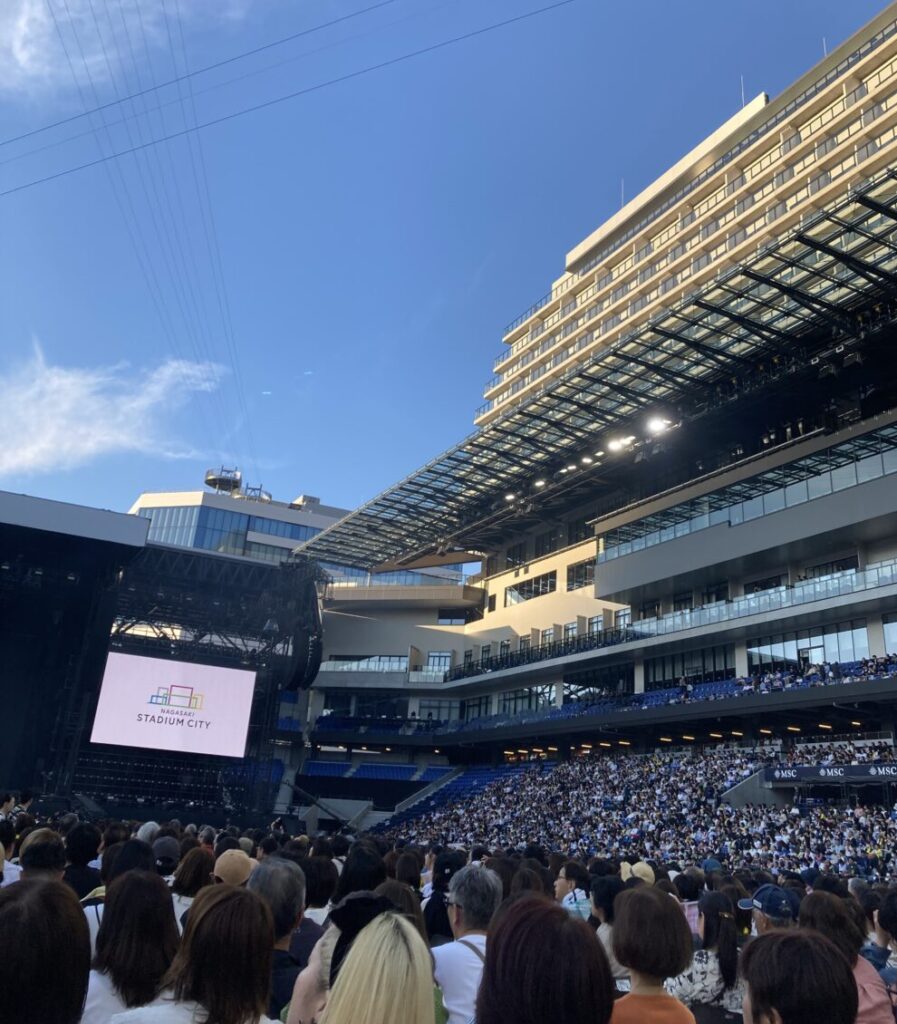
[0,0,252,95]
[0,346,225,477]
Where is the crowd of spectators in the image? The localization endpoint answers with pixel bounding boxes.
[5,796,897,1024]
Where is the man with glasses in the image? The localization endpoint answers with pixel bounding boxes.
[433,864,503,1024]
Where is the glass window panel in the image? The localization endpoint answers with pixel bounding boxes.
[785,480,808,506]
[808,471,833,499]
[831,462,857,492]
[857,453,883,482]
[763,488,785,514]
[742,496,764,520]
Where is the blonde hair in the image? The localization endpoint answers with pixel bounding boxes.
[321,913,433,1024]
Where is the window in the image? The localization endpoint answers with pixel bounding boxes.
[673,592,693,612]
[437,609,465,625]
[747,620,868,672]
[487,595,497,613]
[702,582,728,605]
[519,636,531,652]
[567,559,596,591]
[773,165,794,188]
[567,517,593,545]
[646,643,735,689]
[463,650,473,667]
[884,614,897,654]
[588,615,602,635]
[426,652,452,671]
[504,571,557,607]
[614,608,632,628]
[534,529,560,558]
[564,622,577,640]
[804,555,858,579]
[505,542,527,569]
[499,639,511,657]
[541,628,555,645]
[479,645,492,664]
[640,601,660,620]
[745,574,783,594]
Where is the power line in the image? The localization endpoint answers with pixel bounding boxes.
[0,0,398,149]
[0,0,576,200]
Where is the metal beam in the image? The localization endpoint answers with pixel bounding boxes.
[796,232,897,290]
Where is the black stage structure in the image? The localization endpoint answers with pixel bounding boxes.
[0,492,324,821]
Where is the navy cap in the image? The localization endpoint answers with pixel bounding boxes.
[737,883,798,919]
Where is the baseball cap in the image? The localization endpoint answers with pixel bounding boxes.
[737,883,798,919]
[152,836,180,868]
[702,858,723,873]
[630,861,656,885]
[214,848,258,886]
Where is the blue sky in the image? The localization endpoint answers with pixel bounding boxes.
[0,0,886,513]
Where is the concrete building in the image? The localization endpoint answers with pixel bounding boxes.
[294,4,897,759]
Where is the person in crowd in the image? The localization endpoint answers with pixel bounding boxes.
[111,885,274,1024]
[83,870,180,1024]
[672,873,702,935]
[153,837,181,878]
[247,857,306,1020]
[554,859,591,919]
[611,886,696,1023]
[170,847,214,929]
[865,889,897,985]
[798,890,893,1024]
[289,856,338,968]
[84,839,156,951]
[318,912,435,1024]
[737,883,799,933]
[423,850,463,945]
[590,875,628,982]
[286,928,340,1024]
[0,879,91,1024]
[11,789,35,819]
[740,930,858,1024]
[136,821,160,847]
[475,895,615,1024]
[213,848,257,886]
[432,865,503,1024]
[396,851,423,895]
[665,890,744,1013]
[64,822,103,898]
[0,819,20,886]
[375,878,429,943]
[331,843,387,904]
[20,828,66,881]
[0,793,13,820]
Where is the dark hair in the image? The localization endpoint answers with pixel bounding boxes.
[613,886,693,979]
[476,896,613,1024]
[559,859,589,892]
[172,847,214,898]
[741,930,857,1024]
[180,836,200,859]
[258,836,280,857]
[590,876,625,924]
[311,837,333,859]
[483,857,515,900]
[95,871,179,1006]
[395,852,421,890]
[0,880,90,1024]
[375,879,428,943]
[214,836,240,858]
[164,885,272,1024]
[0,820,15,852]
[878,889,897,939]
[102,823,131,848]
[673,873,701,902]
[297,855,338,909]
[510,868,546,897]
[859,889,882,931]
[108,839,155,882]
[333,844,387,902]
[21,834,66,875]
[331,835,350,858]
[798,891,864,966]
[65,822,102,868]
[19,789,34,805]
[699,890,738,989]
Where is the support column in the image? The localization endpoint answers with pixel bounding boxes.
[735,641,749,679]
[553,681,564,708]
[407,696,421,718]
[305,689,325,731]
[489,692,500,715]
[634,655,645,694]
[867,615,886,658]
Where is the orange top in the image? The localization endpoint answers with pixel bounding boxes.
[611,993,697,1024]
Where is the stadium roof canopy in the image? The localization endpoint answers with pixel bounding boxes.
[299,171,897,571]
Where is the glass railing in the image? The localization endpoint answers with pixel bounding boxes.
[319,658,409,673]
[326,571,474,588]
[600,428,897,561]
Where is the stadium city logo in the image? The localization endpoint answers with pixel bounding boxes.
[773,769,798,779]
[868,765,897,777]
[137,685,212,730]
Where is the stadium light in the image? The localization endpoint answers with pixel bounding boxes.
[593,450,605,458]
[818,723,832,730]
[759,728,772,735]
[618,739,631,746]
[786,725,800,733]
[598,741,611,748]
[851,720,862,727]
[647,416,671,434]
[505,493,516,501]
[534,479,547,488]
[566,463,578,471]
[581,456,593,464]
[731,730,744,737]
[659,736,672,743]
[709,732,723,739]
[682,734,695,741]
[607,436,635,452]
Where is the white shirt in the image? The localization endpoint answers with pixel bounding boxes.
[304,905,329,926]
[84,902,105,953]
[171,893,194,933]
[1,861,21,887]
[83,970,131,1024]
[432,934,487,1024]
[111,997,277,1024]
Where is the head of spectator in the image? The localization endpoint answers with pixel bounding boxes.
[510,867,547,898]
[375,879,428,942]
[311,837,333,860]
[0,792,12,817]
[848,876,869,900]
[215,835,241,858]
[476,895,614,1024]
[812,872,849,898]
[447,864,502,939]
[0,880,90,1024]
[673,871,701,903]
[554,859,589,902]
[16,789,34,813]
[152,836,180,876]
[198,825,216,852]
[798,891,865,966]
[20,829,66,881]
[321,912,434,1024]
[172,847,215,898]
[395,851,421,890]
[737,884,799,933]
[135,821,159,846]
[213,848,257,887]
[94,870,179,1008]
[257,835,280,861]
[697,890,739,991]
[483,856,515,899]
[247,857,305,947]
[331,835,350,861]
[590,875,625,925]
[332,843,387,903]
[741,930,858,1024]
[621,861,656,886]
[101,822,130,852]
[163,884,273,1024]
[613,886,693,986]
[303,855,339,914]
[286,927,340,1024]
